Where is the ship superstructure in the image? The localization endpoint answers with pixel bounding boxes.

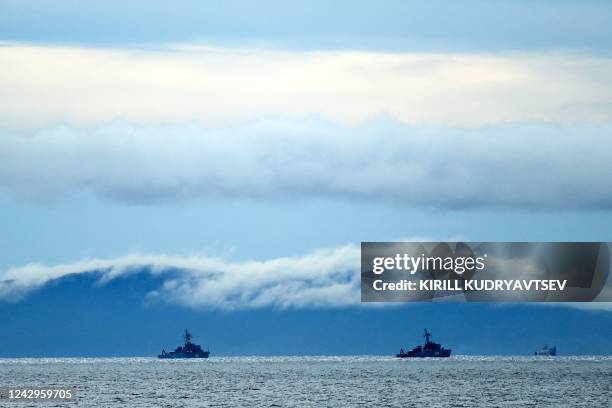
[534,345,556,356]
[158,329,210,359]
[396,329,451,358]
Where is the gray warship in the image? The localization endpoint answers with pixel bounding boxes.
[396,329,451,358]
[158,329,210,359]
[534,345,556,356]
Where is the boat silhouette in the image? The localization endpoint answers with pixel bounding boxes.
[396,329,451,358]
[158,329,210,359]
[534,345,556,356]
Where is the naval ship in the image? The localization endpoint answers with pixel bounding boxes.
[534,345,556,356]
[396,329,452,358]
[158,329,210,359]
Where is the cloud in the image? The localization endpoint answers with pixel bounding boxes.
[545,302,612,312]
[1,118,612,209]
[1,244,610,311]
[0,246,361,309]
[1,43,612,128]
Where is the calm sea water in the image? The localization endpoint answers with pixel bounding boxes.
[0,356,610,407]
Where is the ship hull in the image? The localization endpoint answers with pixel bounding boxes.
[158,351,210,359]
[396,350,451,358]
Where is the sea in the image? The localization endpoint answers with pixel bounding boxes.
[0,356,610,407]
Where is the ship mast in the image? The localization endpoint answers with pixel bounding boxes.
[424,329,431,344]
[184,329,192,346]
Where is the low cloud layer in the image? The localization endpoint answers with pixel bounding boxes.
[1,43,612,128]
[1,118,612,209]
[0,246,361,309]
[2,245,610,311]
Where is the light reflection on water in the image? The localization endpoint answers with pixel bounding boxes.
[0,356,610,407]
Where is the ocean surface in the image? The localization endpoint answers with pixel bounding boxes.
[0,356,610,407]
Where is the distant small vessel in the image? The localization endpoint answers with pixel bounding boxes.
[397,329,451,358]
[534,345,556,356]
[158,329,210,359]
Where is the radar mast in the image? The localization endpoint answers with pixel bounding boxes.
[184,329,192,346]
[424,329,431,344]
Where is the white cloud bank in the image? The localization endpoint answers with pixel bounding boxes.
[1,43,612,128]
[2,43,612,209]
[0,246,361,309]
[1,245,610,311]
[1,118,612,208]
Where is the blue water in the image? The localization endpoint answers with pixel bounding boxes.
[1,356,611,407]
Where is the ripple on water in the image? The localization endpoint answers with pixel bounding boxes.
[0,356,610,407]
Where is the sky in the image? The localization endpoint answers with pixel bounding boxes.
[1,1,612,356]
